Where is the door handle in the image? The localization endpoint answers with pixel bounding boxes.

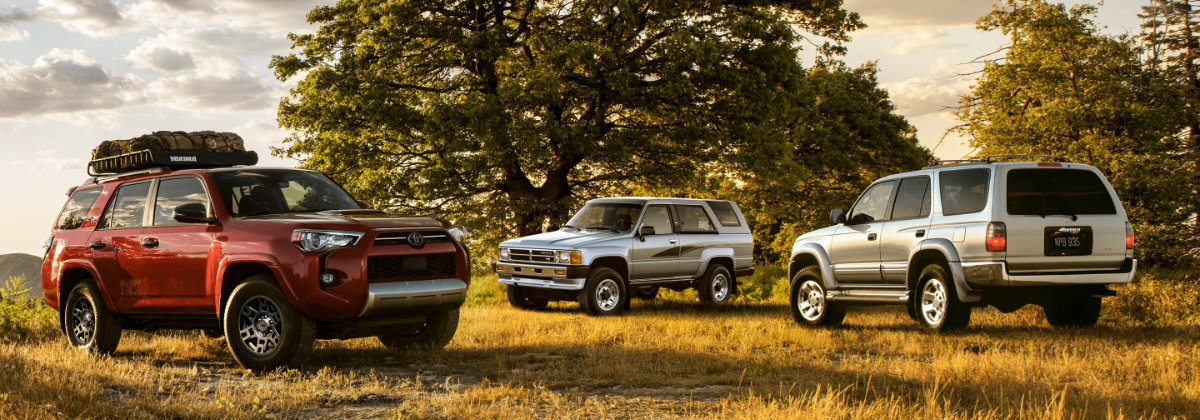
[668,239,678,245]
[915,229,926,238]
[89,241,107,250]
[142,238,160,248]
[867,233,878,241]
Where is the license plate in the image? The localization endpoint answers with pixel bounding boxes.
[403,256,428,271]
[1044,226,1092,256]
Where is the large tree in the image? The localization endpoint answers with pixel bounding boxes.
[957,0,1194,265]
[272,0,929,257]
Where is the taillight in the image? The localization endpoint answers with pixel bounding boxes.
[1125,222,1135,250]
[986,222,1006,252]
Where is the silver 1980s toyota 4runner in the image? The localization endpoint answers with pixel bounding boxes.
[494,197,755,316]
[788,156,1136,331]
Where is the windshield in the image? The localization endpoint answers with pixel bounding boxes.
[212,169,360,217]
[565,203,642,232]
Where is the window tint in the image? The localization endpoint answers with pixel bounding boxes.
[640,205,674,234]
[891,177,931,220]
[212,170,359,217]
[1007,169,1116,215]
[676,205,716,233]
[849,181,896,224]
[940,169,990,216]
[705,201,741,227]
[57,188,102,230]
[568,203,642,231]
[153,177,210,226]
[99,182,151,229]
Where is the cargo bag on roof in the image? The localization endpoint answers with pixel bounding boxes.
[91,131,245,159]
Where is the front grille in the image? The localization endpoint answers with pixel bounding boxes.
[507,248,555,263]
[374,231,450,247]
[367,253,457,281]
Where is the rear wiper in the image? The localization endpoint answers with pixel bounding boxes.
[1039,213,1078,222]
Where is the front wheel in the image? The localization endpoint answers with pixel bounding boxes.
[578,267,625,316]
[790,267,844,327]
[914,264,970,332]
[223,276,316,371]
[63,280,122,355]
[698,264,733,305]
[378,309,460,350]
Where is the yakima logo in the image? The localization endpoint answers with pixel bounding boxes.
[1058,227,1082,233]
[169,156,198,162]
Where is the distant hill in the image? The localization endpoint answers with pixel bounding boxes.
[0,253,43,300]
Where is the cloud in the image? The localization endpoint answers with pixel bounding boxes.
[883,61,974,118]
[35,0,132,36]
[126,0,330,36]
[846,0,994,29]
[0,49,145,118]
[0,6,34,41]
[28,149,87,171]
[126,44,196,73]
[125,27,287,74]
[148,71,280,111]
[886,29,967,56]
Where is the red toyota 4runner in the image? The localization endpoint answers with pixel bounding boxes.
[41,150,471,370]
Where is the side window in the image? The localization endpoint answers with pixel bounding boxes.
[56,188,102,230]
[848,181,896,224]
[676,205,716,233]
[99,181,151,229]
[705,201,741,227]
[153,177,211,226]
[890,177,931,220]
[940,169,990,216]
[640,205,674,235]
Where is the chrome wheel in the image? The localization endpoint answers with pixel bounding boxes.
[711,273,730,302]
[70,298,96,344]
[921,279,947,326]
[595,278,620,312]
[797,280,825,321]
[238,296,283,356]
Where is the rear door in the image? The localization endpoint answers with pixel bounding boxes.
[1001,165,1127,272]
[88,180,151,311]
[630,205,680,280]
[879,176,932,285]
[829,181,895,285]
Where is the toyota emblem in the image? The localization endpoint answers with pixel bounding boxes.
[406,232,425,248]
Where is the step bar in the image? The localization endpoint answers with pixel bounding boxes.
[827,289,909,303]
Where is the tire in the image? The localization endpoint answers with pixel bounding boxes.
[633,285,660,300]
[63,281,122,355]
[914,264,970,332]
[790,267,845,327]
[223,276,316,371]
[1043,294,1101,328]
[698,264,733,305]
[578,267,625,316]
[378,308,460,350]
[506,285,549,310]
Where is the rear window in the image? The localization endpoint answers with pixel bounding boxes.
[1007,169,1116,215]
[676,205,717,233]
[57,188,102,230]
[705,201,741,227]
[940,169,990,216]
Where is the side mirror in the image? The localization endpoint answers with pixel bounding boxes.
[173,202,215,224]
[355,200,373,209]
[637,225,655,241]
[830,208,846,225]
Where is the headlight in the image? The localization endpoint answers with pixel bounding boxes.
[499,248,510,260]
[447,225,468,242]
[291,229,364,252]
[556,250,581,265]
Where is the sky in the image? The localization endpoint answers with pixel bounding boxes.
[0,0,1149,256]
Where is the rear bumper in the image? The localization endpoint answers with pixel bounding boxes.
[493,261,588,290]
[961,258,1136,287]
[357,278,467,318]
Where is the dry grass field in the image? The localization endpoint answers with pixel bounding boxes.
[1,272,1198,419]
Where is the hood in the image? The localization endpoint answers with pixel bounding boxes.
[500,228,626,249]
[798,225,838,241]
[240,209,444,230]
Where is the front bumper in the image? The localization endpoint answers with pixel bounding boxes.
[961,258,1136,287]
[357,277,468,317]
[493,261,589,290]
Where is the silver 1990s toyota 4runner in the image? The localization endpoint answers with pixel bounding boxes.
[494,197,755,316]
[788,156,1136,331]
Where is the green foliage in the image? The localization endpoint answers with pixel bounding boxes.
[464,274,507,308]
[731,264,789,303]
[957,0,1197,267]
[0,276,57,341]
[1104,270,1200,327]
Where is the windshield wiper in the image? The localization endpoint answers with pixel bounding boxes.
[238,210,273,217]
[583,226,620,232]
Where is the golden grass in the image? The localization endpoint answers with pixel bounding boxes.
[0,274,1197,419]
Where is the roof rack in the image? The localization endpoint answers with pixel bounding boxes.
[923,154,1071,169]
[87,150,258,176]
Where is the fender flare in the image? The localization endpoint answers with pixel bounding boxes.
[788,243,836,291]
[213,254,290,315]
[694,247,736,278]
[54,260,107,334]
[907,238,980,303]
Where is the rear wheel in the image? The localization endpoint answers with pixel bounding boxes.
[506,285,549,310]
[633,286,660,300]
[915,264,970,332]
[224,276,316,371]
[63,280,122,355]
[698,264,733,305]
[1043,294,1101,328]
[578,267,625,316]
[378,309,460,350]
[790,267,844,327]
